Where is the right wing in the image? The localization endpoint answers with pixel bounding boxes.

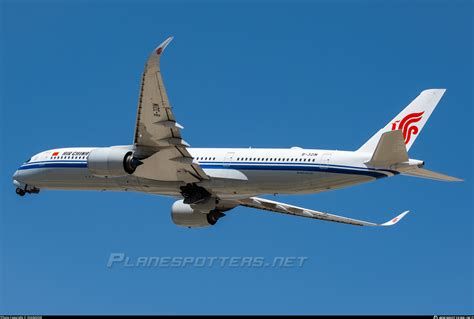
[237,197,409,227]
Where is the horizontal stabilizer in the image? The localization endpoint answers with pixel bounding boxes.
[366,130,408,167]
[402,167,462,182]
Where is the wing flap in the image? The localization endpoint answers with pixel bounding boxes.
[133,146,208,181]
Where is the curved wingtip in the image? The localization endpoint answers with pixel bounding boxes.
[154,36,174,56]
[381,210,410,226]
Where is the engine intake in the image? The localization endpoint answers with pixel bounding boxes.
[88,147,142,177]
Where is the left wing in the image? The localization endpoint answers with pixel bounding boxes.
[237,197,409,227]
[132,37,208,182]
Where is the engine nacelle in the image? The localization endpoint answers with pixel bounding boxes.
[171,199,224,228]
[88,147,141,177]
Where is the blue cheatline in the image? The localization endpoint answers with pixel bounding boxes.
[17,159,394,179]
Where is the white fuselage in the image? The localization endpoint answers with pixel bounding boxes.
[13,146,419,199]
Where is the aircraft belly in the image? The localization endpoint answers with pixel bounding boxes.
[206,169,317,196]
[318,172,374,191]
[204,169,376,196]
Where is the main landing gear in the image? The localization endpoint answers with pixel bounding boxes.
[180,183,211,204]
[207,209,226,225]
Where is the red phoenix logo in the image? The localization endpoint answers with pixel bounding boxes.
[391,111,424,145]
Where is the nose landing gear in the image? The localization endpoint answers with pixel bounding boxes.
[15,185,40,197]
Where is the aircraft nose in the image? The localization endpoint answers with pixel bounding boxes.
[12,169,23,185]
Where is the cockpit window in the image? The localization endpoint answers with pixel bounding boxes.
[25,158,31,163]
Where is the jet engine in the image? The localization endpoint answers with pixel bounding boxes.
[171,199,225,228]
[87,147,142,177]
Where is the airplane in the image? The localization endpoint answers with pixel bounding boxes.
[12,37,462,228]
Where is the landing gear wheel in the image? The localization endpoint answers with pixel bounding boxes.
[206,210,226,225]
[16,188,26,196]
[182,192,191,199]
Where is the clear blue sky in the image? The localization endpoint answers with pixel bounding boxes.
[1,0,472,315]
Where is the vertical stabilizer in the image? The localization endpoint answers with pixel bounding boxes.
[358,89,446,153]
